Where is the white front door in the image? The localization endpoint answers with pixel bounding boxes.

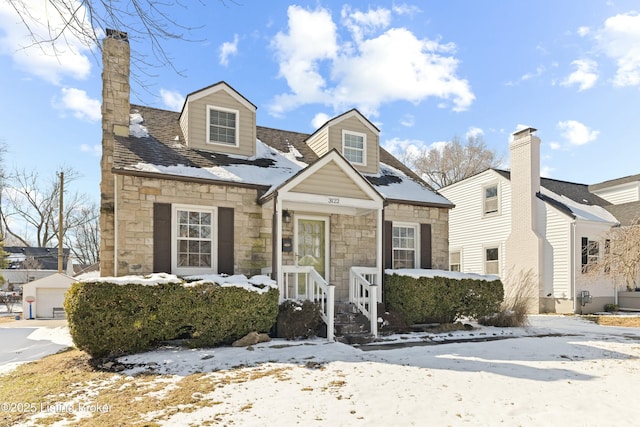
[295,216,329,281]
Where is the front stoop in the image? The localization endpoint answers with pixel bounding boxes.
[334,302,375,344]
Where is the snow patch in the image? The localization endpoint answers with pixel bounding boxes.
[386,268,500,282]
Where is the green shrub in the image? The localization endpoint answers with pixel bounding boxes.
[64,278,278,358]
[383,273,503,324]
[276,300,322,339]
[604,303,620,313]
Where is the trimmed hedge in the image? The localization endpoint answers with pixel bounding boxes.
[64,279,279,358]
[384,273,503,324]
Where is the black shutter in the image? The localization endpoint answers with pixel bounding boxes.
[420,223,432,269]
[153,203,172,273]
[218,207,234,275]
[383,220,393,270]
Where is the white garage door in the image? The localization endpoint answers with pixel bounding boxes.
[35,288,67,318]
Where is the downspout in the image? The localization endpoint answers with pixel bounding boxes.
[114,174,118,277]
[377,205,383,301]
[571,220,576,312]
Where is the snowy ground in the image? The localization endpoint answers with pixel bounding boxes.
[4,315,639,426]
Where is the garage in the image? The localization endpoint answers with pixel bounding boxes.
[22,273,76,319]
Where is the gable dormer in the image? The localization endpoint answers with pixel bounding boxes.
[305,109,380,174]
[179,82,257,156]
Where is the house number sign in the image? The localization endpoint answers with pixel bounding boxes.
[328,197,340,204]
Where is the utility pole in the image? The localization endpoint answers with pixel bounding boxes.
[58,171,64,273]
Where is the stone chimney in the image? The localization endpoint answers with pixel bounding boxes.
[504,127,542,311]
[100,29,130,276]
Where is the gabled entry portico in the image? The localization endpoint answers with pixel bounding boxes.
[261,149,385,299]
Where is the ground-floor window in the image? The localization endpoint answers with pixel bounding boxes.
[484,246,499,275]
[173,205,216,275]
[581,237,599,273]
[449,251,461,272]
[392,224,418,269]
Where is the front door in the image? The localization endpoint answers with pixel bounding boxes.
[296,217,329,280]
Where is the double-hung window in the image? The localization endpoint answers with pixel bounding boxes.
[207,106,238,146]
[392,224,418,269]
[342,130,366,165]
[484,246,499,275]
[449,251,461,272]
[173,205,216,275]
[483,184,499,215]
[581,238,599,273]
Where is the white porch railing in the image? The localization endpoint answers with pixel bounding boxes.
[349,267,380,337]
[279,265,335,341]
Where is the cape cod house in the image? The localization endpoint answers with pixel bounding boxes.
[440,128,639,314]
[99,30,453,337]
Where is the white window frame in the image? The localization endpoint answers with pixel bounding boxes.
[449,249,462,272]
[392,222,420,269]
[482,183,500,216]
[484,245,500,275]
[206,105,239,147]
[171,204,218,276]
[342,129,367,166]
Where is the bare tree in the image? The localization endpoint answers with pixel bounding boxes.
[5,0,230,85]
[410,135,503,189]
[65,203,100,265]
[593,218,640,291]
[0,167,92,249]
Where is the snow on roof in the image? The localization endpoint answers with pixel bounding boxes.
[540,187,619,224]
[125,140,305,189]
[130,113,149,138]
[386,268,500,282]
[366,164,452,206]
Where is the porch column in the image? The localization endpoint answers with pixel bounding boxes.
[275,196,284,302]
[377,206,383,300]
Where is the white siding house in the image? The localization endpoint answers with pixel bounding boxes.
[441,128,620,314]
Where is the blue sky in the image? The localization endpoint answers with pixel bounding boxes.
[1,1,639,201]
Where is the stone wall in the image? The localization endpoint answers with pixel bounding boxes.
[114,174,272,277]
[385,203,450,270]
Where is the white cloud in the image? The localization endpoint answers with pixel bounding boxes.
[520,65,546,81]
[219,34,239,66]
[540,165,554,178]
[595,12,640,87]
[160,89,185,111]
[382,137,426,161]
[465,127,484,139]
[311,112,331,129]
[0,1,94,84]
[269,5,474,117]
[80,144,101,156]
[54,87,100,121]
[400,114,414,127]
[549,142,562,150]
[577,26,591,37]
[561,59,598,91]
[557,120,599,146]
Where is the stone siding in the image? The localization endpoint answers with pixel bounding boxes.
[114,174,272,276]
[385,203,450,270]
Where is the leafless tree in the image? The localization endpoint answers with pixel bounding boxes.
[593,218,640,291]
[65,203,100,265]
[0,167,92,249]
[5,0,231,86]
[409,135,503,189]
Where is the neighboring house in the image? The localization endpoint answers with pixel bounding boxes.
[440,127,638,314]
[21,273,75,319]
[1,247,72,292]
[99,30,453,335]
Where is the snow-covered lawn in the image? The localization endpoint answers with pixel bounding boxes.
[6,314,639,426]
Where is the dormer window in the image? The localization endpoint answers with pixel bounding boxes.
[342,130,366,165]
[207,106,238,146]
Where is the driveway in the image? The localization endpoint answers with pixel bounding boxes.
[0,318,71,374]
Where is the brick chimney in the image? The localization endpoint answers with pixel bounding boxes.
[504,127,542,311]
[100,29,130,276]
